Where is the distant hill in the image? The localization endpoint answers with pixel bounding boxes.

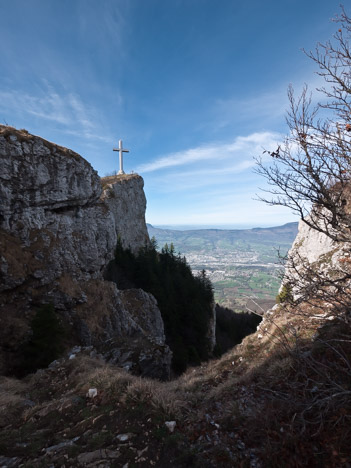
[147,222,299,254]
[147,222,299,311]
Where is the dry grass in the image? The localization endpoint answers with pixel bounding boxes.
[0,377,29,427]
[0,303,350,466]
[124,377,188,419]
[80,362,134,395]
[164,303,351,465]
[0,124,83,161]
[101,174,140,185]
[25,354,186,421]
[0,376,27,404]
[68,357,188,420]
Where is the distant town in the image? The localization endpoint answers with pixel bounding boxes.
[147,223,298,311]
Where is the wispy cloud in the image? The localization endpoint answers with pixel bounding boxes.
[213,90,288,131]
[0,83,113,144]
[138,131,281,173]
[77,0,129,59]
[202,71,329,136]
[0,89,69,125]
[138,145,222,172]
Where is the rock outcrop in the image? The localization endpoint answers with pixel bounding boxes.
[281,217,337,297]
[0,126,171,378]
[101,175,149,253]
[279,212,351,320]
[288,217,336,266]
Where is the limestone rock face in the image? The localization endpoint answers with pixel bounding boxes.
[0,126,170,378]
[101,175,150,253]
[282,215,349,301]
[119,289,166,345]
[0,129,149,289]
[289,218,336,265]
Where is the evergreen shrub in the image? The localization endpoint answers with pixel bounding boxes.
[276,283,293,304]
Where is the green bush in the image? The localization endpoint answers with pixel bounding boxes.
[276,283,293,304]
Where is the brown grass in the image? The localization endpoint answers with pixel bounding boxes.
[0,377,29,427]
[0,124,83,161]
[101,174,141,185]
[0,303,350,466]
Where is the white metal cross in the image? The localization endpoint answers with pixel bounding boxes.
[113,139,130,175]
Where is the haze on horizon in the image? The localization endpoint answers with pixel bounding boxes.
[150,221,299,231]
[0,0,342,227]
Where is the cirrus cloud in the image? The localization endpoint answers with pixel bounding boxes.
[137,131,282,173]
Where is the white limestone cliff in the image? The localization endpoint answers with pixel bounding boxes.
[101,174,150,253]
[0,126,170,378]
[281,213,351,304]
[289,218,336,265]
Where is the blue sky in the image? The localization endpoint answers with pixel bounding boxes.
[0,0,344,228]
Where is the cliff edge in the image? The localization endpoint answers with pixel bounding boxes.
[0,126,171,378]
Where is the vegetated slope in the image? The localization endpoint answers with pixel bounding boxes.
[1,300,349,468]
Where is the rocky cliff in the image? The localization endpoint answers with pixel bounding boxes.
[281,214,350,307]
[0,126,171,378]
[1,131,349,466]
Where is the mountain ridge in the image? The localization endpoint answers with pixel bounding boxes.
[147,221,298,233]
[147,222,298,248]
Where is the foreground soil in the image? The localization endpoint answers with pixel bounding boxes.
[1,304,350,467]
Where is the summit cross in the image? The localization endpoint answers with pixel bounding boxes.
[113,139,130,175]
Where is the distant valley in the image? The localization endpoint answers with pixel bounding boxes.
[147,222,299,311]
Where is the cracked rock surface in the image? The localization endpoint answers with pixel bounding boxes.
[0,126,170,378]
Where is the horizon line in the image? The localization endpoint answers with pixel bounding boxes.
[147,221,299,231]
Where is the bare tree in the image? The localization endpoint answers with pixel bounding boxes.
[256,7,351,322]
[256,6,351,242]
[253,12,351,454]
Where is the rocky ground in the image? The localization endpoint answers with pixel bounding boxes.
[1,303,350,468]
